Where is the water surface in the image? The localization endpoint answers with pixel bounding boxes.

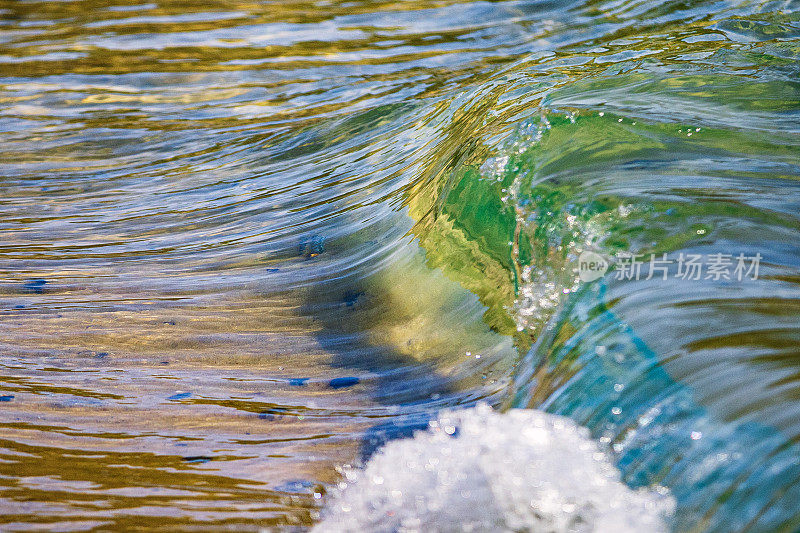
[1,0,799,530]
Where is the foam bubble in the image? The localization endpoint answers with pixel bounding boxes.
[315,403,674,532]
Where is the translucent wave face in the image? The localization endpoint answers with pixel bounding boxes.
[315,403,674,532]
[397,18,800,526]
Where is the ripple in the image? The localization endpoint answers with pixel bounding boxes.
[1,0,799,529]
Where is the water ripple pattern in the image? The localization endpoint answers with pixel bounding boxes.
[0,0,799,530]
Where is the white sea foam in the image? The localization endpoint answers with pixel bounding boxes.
[315,403,674,532]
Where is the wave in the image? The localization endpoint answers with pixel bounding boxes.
[318,5,800,530]
[1,0,799,529]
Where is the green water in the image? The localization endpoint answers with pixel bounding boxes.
[0,0,799,530]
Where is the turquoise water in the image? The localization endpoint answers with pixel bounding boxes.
[0,0,799,530]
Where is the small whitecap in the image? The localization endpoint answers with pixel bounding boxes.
[314,404,674,532]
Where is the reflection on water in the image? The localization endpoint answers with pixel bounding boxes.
[1,0,799,530]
